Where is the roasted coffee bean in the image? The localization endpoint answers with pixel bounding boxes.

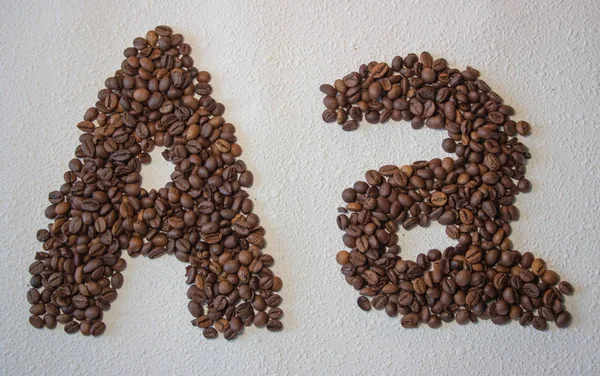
[342,120,359,132]
[266,294,282,307]
[326,52,573,331]
[266,319,283,332]
[532,316,548,331]
[558,281,574,296]
[401,313,419,328]
[268,308,284,320]
[385,302,398,317]
[336,250,350,265]
[203,327,218,339]
[541,270,560,285]
[539,306,555,322]
[223,328,238,340]
[516,121,531,136]
[531,258,546,276]
[323,109,336,123]
[90,321,106,336]
[357,296,372,311]
[519,311,534,326]
[44,314,58,329]
[253,311,269,327]
[320,84,337,96]
[27,26,283,339]
[555,311,572,328]
[27,288,41,304]
[523,283,540,298]
[455,270,472,287]
[427,314,442,329]
[29,315,44,329]
[64,321,80,334]
[371,294,388,310]
[455,309,471,325]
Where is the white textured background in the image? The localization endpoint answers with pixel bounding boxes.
[1,0,599,375]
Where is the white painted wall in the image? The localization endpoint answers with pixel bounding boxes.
[1,0,599,375]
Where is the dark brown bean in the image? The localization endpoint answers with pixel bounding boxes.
[401,313,419,328]
[555,311,572,328]
[357,296,371,311]
[266,319,283,332]
[558,281,574,296]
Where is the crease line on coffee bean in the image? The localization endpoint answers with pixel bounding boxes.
[27,26,283,339]
[324,52,574,330]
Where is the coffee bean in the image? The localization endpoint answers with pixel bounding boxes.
[430,192,447,206]
[64,321,80,334]
[27,288,41,304]
[385,302,398,317]
[532,316,547,331]
[427,315,442,328]
[229,316,244,333]
[519,311,534,326]
[324,96,338,110]
[29,315,44,329]
[266,294,282,307]
[44,314,57,329]
[268,308,284,320]
[517,179,532,193]
[271,277,283,292]
[401,313,419,328]
[28,26,283,339]
[491,315,510,325]
[539,306,555,322]
[558,281,574,295]
[224,328,238,340]
[29,303,45,315]
[368,82,382,100]
[253,311,269,327]
[111,273,124,289]
[455,309,470,325]
[357,296,371,311]
[371,294,388,310]
[29,261,44,275]
[342,120,359,132]
[531,258,546,276]
[320,84,337,96]
[437,210,456,226]
[188,301,204,318]
[541,270,560,285]
[239,171,254,188]
[266,319,283,332]
[555,311,572,328]
[203,327,218,339]
[90,321,106,336]
[455,270,472,287]
[343,72,361,88]
[522,283,541,298]
[516,121,531,136]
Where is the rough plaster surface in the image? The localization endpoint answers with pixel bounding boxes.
[1,0,599,375]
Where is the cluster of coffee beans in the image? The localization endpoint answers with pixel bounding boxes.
[324,52,574,330]
[27,26,283,339]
